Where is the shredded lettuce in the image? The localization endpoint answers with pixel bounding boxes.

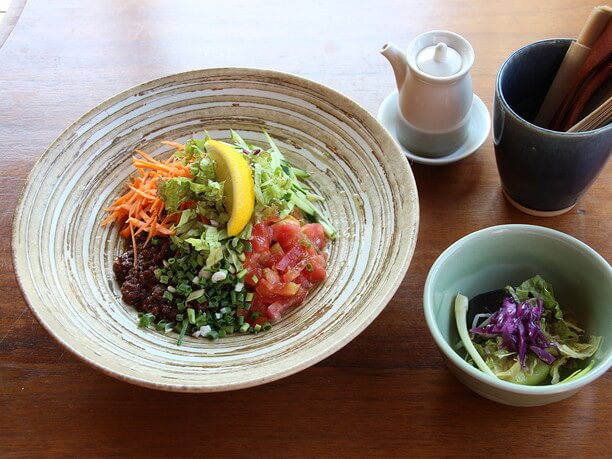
[508,275,562,320]
[555,335,602,359]
[457,275,603,386]
[158,177,192,213]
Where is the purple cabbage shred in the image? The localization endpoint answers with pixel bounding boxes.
[471,296,556,367]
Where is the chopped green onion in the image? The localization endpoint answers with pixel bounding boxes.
[177,283,192,295]
[138,313,156,328]
[195,315,207,327]
[187,308,196,324]
[186,289,205,302]
[163,291,174,301]
[177,320,189,345]
[207,330,219,340]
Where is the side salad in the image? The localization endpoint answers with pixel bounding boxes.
[104,130,336,343]
[455,276,602,385]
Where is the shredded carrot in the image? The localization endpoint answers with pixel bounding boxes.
[161,140,185,150]
[102,146,192,263]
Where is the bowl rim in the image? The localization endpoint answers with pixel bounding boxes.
[12,67,420,392]
[423,224,612,396]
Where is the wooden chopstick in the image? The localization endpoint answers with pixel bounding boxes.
[534,6,611,128]
[567,95,612,132]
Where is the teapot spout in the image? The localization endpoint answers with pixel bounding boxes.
[381,42,407,91]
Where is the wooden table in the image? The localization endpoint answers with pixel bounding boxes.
[1,0,610,457]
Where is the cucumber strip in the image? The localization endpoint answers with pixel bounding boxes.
[263,129,282,169]
[455,294,496,377]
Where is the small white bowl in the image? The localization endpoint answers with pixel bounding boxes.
[423,225,611,406]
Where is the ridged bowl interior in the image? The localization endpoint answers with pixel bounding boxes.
[13,68,419,391]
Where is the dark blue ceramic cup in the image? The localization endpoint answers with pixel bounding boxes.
[494,39,611,216]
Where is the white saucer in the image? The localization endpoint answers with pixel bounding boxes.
[377,91,491,166]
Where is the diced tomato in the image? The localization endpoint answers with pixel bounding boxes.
[251,222,273,252]
[254,282,286,305]
[262,268,282,285]
[274,281,300,296]
[244,268,262,289]
[268,242,286,265]
[248,295,268,317]
[294,274,312,290]
[269,242,283,254]
[271,219,301,251]
[245,215,330,324]
[281,261,306,283]
[275,244,308,271]
[302,223,327,250]
[253,316,270,326]
[304,254,327,282]
[255,252,271,268]
[267,287,308,320]
[306,264,327,282]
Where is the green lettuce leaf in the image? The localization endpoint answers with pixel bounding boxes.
[507,275,563,320]
[158,177,192,213]
[556,335,602,359]
[190,156,217,182]
[549,356,569,384]
[546,316,580,343]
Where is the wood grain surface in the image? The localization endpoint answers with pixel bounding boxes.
[0,0,610,457]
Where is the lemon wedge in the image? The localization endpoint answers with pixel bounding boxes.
[204,139,255,236]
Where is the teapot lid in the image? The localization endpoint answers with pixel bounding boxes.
[416,42,462,77]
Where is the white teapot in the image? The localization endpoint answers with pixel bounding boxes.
[381,31,474,157]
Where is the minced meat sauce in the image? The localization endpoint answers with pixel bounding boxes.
[113,237,176,322]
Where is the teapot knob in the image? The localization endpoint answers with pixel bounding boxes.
[433,42,448,62]
[416,41,462,77]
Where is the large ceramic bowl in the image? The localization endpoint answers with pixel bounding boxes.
[424,225,611,406]
[13,68,419,392]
